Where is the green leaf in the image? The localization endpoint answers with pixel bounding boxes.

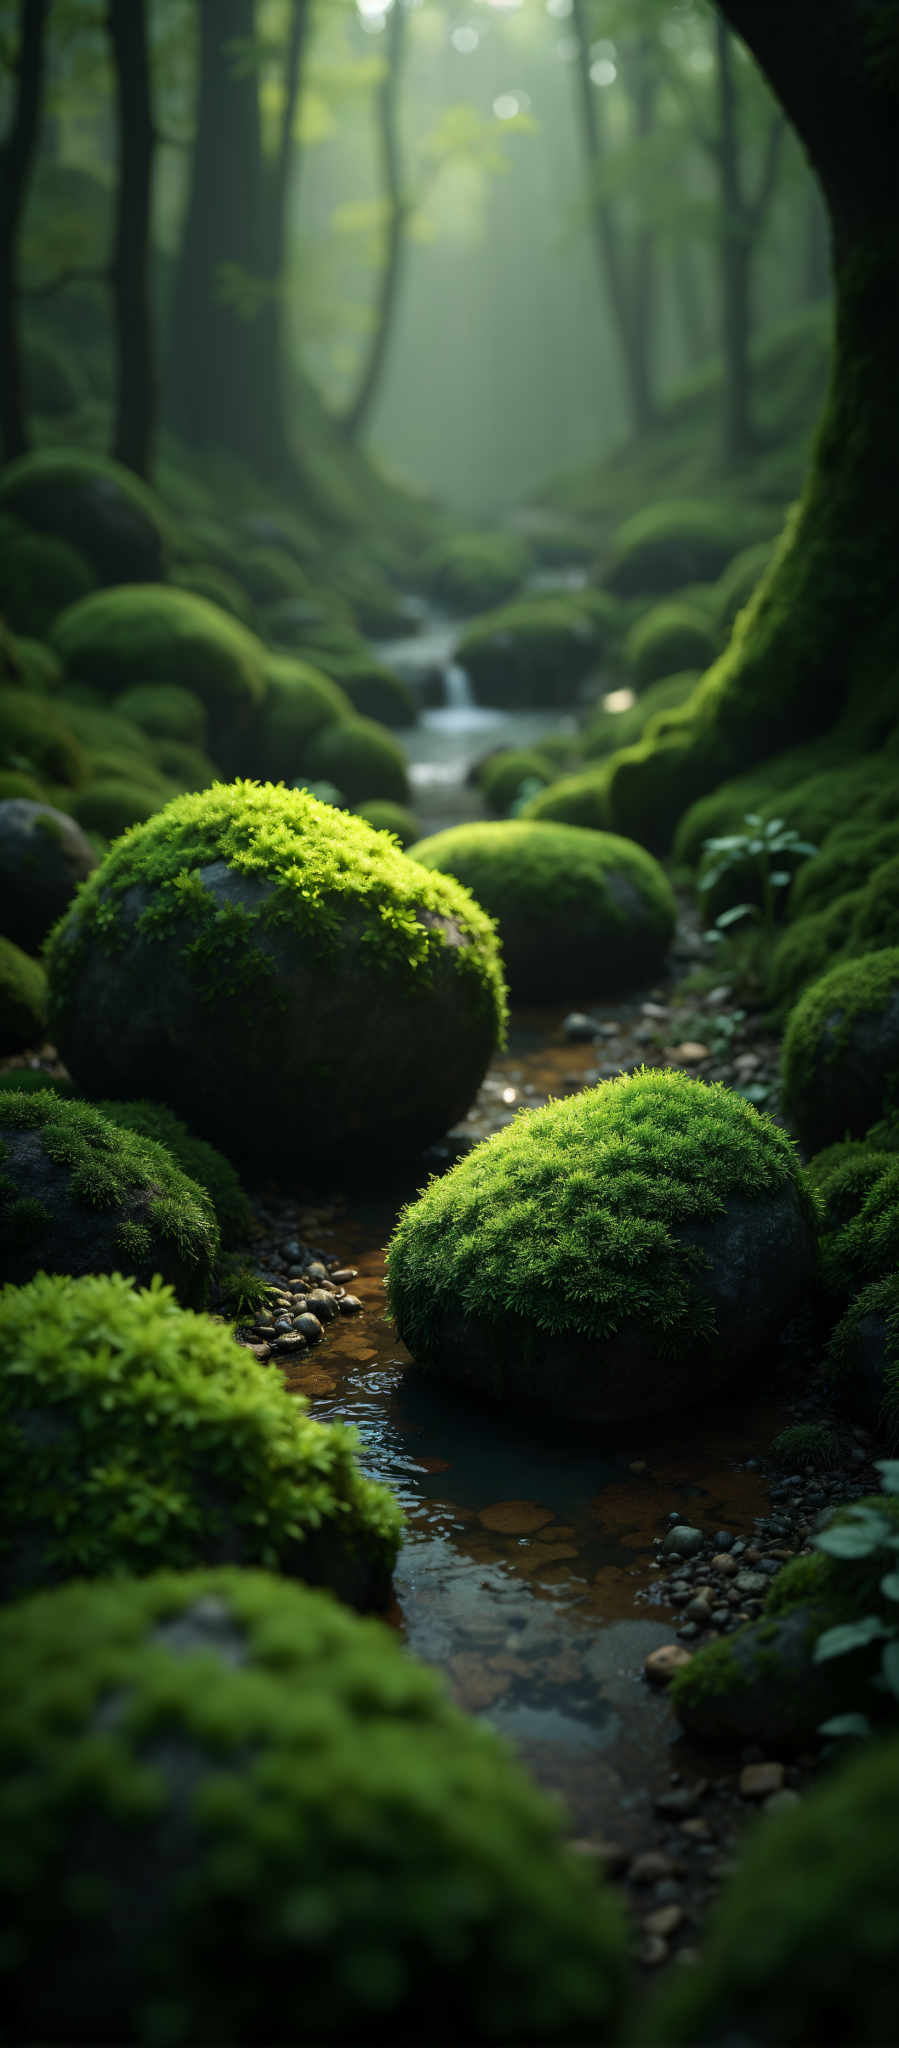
[814,1514,890,1558]
[881,1639,899,1699]
[770,870,793,888]
[880,1572,899,1601]
[763,817,785,835]
[818,1712,872,1739]
[813,1615,888,1662]
[715,904,756,928]
[743,813,762,827]
[875,1460,899,1495]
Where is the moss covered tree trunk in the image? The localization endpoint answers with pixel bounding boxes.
[0,0,51,464]
[606,1,899,847]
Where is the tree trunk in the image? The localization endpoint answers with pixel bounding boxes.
[672,239,712,368]
[571,0,656,437]
[108,0,156,479]
[166,0,279,469]
[0,0,51,464]
[341,0,408,443]
[254,0,312,461]
[804,180,831,303]
[715,19,753,463]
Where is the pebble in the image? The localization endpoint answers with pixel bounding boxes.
[331,1268,358,1284]
[304,1262,331,1285]
[655,1782,707,1818]
[570,1838,627,1875]
[662,1525,704,1559]
[338,1294,364,1315]
[733,1570,768,1597]
[271,1331,307,1354]
[295,1313,325,1346]
[629,1850,678,1884]
[306,1289,339,1324]
[563,1012,601,1042]
[639,1934,669,1968]
[643,1904,685,1940]
[645,1643,693,1686]
[739,1762,785,1799]
[764,1788,801,1816]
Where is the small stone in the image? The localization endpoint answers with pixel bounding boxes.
[643,1904,684,1939]
[569,1838,628,1875]
[331,1268,358,1284]
[764,1788,801,1816]
[305,1289,339,1324]
[563,1011,600,1042]
[304,1261,331,1285]
[654,1781,707,1818]
[679,1817,712,1840]
[641,1002,669,1020]
[653,1879,683,1905]
[295,1313,324,1346]
[733,1569,768,1597]
[685,1590,714,1623]
[638,1935,669,1968]
[245,1342,271,1362]
[714,1530,734,1549]
[271,1331,307,1354]
[645,1643,693,1686]
[739,1762,786,1799]
[712,1552,738,1577]
[670,1041,710,1062]
[662,1525,704,1559]
[628,1851,677,1884]
[338,1294,364,1314]
[677,1621,700,1641]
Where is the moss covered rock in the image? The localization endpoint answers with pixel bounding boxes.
[425,530,533,611]
[114,682,208,748]
[0,448,168,585]
[457,595,605,708]
[781,949,899,1152]
[826,1272,899,1442]
[767,890,863,1012]
[47,782,505,1170]
[0,936,46,1055]
[93,1099,252,1248]
[0,1563,627,2045]
[810,1142,899,1303]
[317,655,416,731]
[409,821,676,1003]
[519,765,613,834]
[602,499,768,600]
[0,1272,400,1605]
[789,820,899,922]
[353,798,419,847]
[22,326,87,415]
[301,714,410,805]
[70,776,169,838]
[0,797,96,950]
[646,1734,899,2045]
[0,1090,217,1303]
[52,586,267,756]
[386,1069,816,1426]
[475,748,553,816]
[0,686,83,789]
[247,654,351,784]
[624,601,718,691]
[10,634,63,693]
[582,674,699,763]
[0,514,95,638]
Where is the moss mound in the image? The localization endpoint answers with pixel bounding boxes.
[302,715,410,805]
[519,764,613,835]
[0,770,41,802]
[70,776,169,838]
[811,1143,899,1303]
[0,686,83,788]
[826,1272,899,1443]
[320,656,416,731]
[0,514,95,638]
[409,821,676,1003]
[0,448,168,585]
[582,673,699,763]
[0,1090,217,1303]
[425,530,532,611]
[714,539,774,636]
[0,1564,627,2045]
[0,1272,400,1605]
[0,798,96,951]
[10,635,63,692]
[248,654,351,783]
[767,890,863,1012]
[46,782,505,1170]
[0,936,46,1055]
[781,948,899,1153]
[353,798,419,847]
[386,1068,816,1426]
[22,326,87,415]
[93,1099,252,1247]
[602,498,768,599]
[673,752,898,871]
[476,748,553,815]
[151,738,219,792]
[114,682,208,748]
[456,595,605,708]
[646,1735,899,2046]
[51,586,267,754]
[789,820,899,921]
[624,601,718,691]
[171,557,256,626]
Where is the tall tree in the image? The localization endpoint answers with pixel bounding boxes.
[341,0,408,442]
[107,0,155,477]
[0,0,52,463]
[571,0,659,435]
[711,16,785,462]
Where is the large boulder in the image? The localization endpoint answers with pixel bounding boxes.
[781,948,899,1153]
[0,1271,401,1606]
[408,819,676,1002]
[0,1089,218,1305]
[0,513,95,637]
[0,691,84,792]
[386,1069,817,1426]
[245,653,351,784]
[624,599,718,690]
[601,498,770,600]
[0,935,46,1054]
[0,448,168,584]
[51,585,267,759]
[301,713,410,804]
[0,1567,627,2046]
[46,783,506,1171]
[0,798,96,951]
[424,529,533,611]
[456,594,608,708]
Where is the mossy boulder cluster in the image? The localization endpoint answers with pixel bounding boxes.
[387,1070,817,1427]
[0,448,169,585]
[781,948,899,1153]
[0,1089,218,1304]
[51,584,267,759]
[0,1565,628,2045]
[409,820,676,1002]
[0,936,47,1055]
[0,1271,401,1606]
[47,782,506,1170]
[601,498,769,599]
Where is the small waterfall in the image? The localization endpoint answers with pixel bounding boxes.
[444,661,475,709]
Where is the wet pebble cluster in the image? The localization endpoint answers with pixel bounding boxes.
[234,1204,363,1362]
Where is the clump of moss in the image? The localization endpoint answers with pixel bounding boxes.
[114,682,208,748]
[409,820,676,1002]
[767,889,864,1011]
[70,776,169,838]
[781,947,899,1153]
[646,1734,899,2044]
[424,530,533,611]
[624,600,718,691]
[0,1562,627,2044]
[0,1272,401,1604]
[46,782,505,1169]
[602,498,769,599]
[247,653,351,783]
[318,655,416,731]
[0,1089,218,1304]
[93,1098,252,1247]
[301,714,410,805]
[386,1068,815,1424]
[0,514,95,638]
[171,557,256,626]
[826,1272,899,1445]
[714,539,773,636]
[770,1421,843,1469]
[789,819,899,921]
[151,738,219,792]
[0,936,47,1055]
[12,635,63,692]
[0,686,84,787]
[51,586,267,749]
[353,798,419,847]
[22,325,87,415]
[519,764,613,834]
[812,1146,899,1302]
[0,447,169,584]
[581,673,699,763]
[476,748,553,815]
[456,595,605,708]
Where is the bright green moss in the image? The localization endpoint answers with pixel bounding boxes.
[789,820,899,920]
[519,764,613,833]
[674,752,896,870]
[781,947,899,1151]
[0,770,42,801]
[301,715,410,805]
[317,656,416,731]
[353,798,419,847]
[54,699,148,759]
[248,654,351,783]
[409,820,676,1002]
[51,585,267,723]
[0,514,95,638]
[767,889,863,1011]
[93,1099,252,1248]
[386,1067,807,1360]
[71,777,169,838]
[813,1147,899,1300]
[0,686,84,788]
[624,600,718,691]
[0,936,47,1055]
[581,673,699,763]
[171,557,257,626]
[646,1734,899,2045]
[0,1272,401,1602]
[0,448,169,585]
[424,529,533,611]
[0,1090,218,1304]
[477,748,552,814]
[456,595,605,708]
[603,498,769,599]
[114,683,208,748]
[714,540,774,636]
[0,1563,627,2044]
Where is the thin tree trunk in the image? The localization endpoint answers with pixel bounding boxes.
[804,179,830,303]
[255,0,312,452]
[672,239,712,367]
[627,44,658,437]
[108,0,156,478]
[341,0,408,442]
[715,18,753,463]
[0,0,51,463]
[571,0,655,436]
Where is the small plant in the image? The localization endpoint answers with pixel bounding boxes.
[678,1005,747,1058]
[216,1257,268,1323]
[771,1421,843,1471]
[700,813,817,945]
[812,1460,899,1740]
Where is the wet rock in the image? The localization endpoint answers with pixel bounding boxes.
[714,1530,734,1549]
[628,1851,679,1884]
[295,1313,324,1346]
[271,1331,306,1354]
[645,1643,693,1686]
[733,1570,768,1598]
[338,1294,364,1315]
[639,1934,669,1968]
[655,1781,708,1818]
[764,1787,801,1816]
[331,1268,358,1284]
[643,1904,685,1939]
[306,1289,339,1324]
[563,1012,600,1042]
[739,1761,786,1799]
[663,1525,704,1559]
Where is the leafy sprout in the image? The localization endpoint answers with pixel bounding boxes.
[700,812,818,946]
[812,1459,899,1741]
